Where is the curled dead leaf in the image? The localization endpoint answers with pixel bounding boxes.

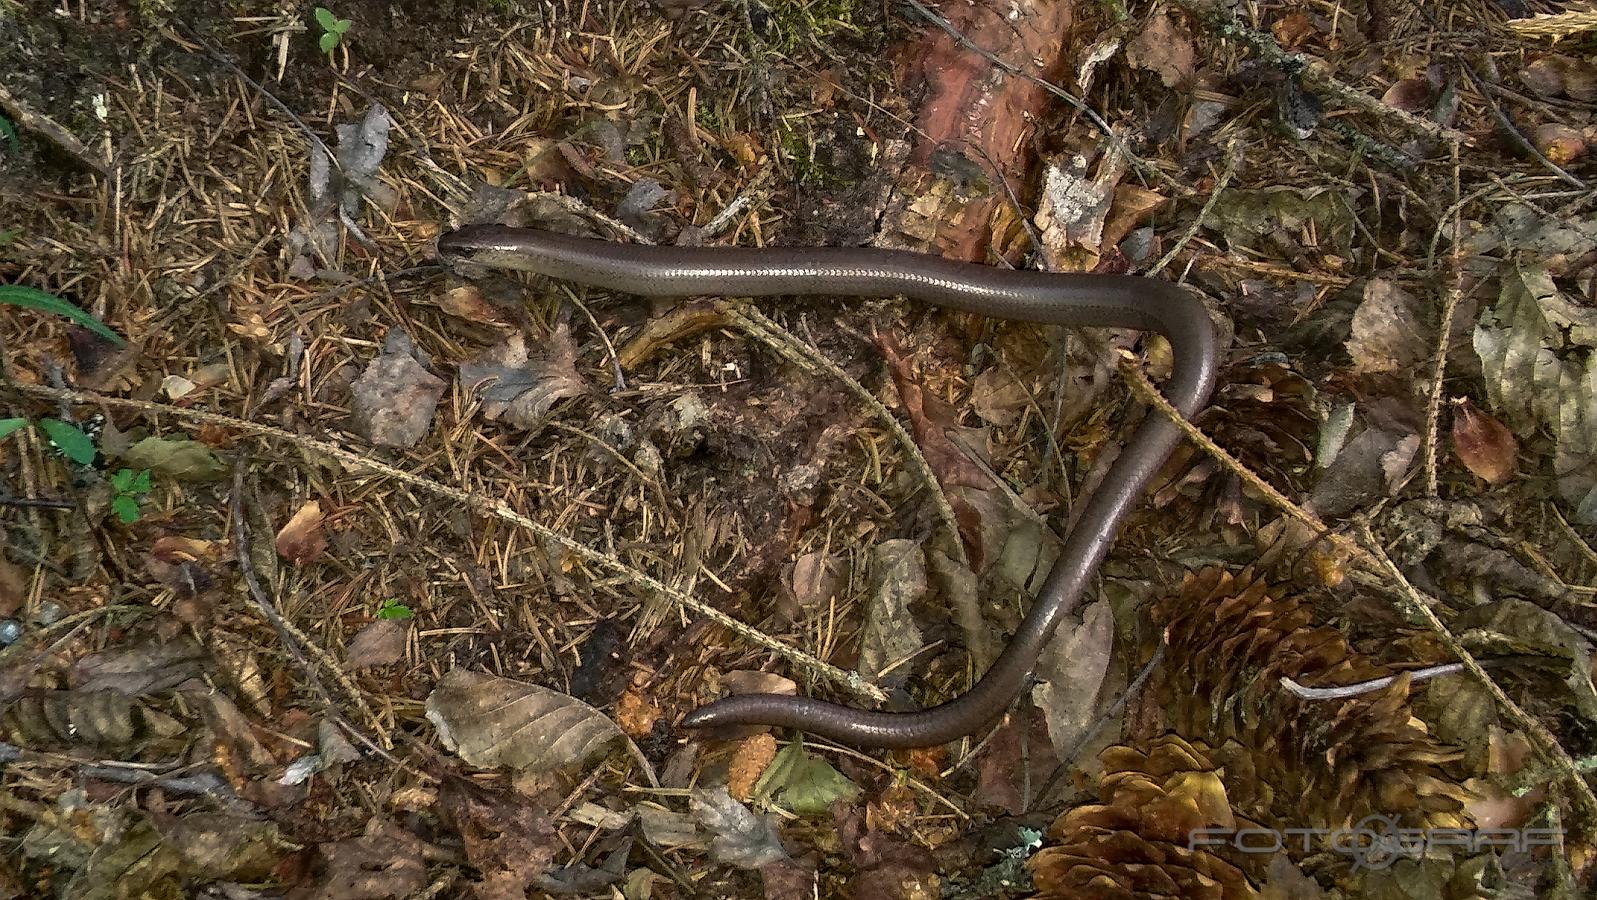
[144,536,224,596]
[1520,55,1597,101]
[274,501,327,566]
[460,323,589,431]
[1451,397,1517,485]
[1381,77,1433,113]
[350,328,446,449]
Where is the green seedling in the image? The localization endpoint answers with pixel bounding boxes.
[376,598,413,620]
[315,7,352,53]
[109,468,152,523]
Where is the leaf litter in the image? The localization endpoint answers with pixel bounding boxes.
[7,1,1597,895]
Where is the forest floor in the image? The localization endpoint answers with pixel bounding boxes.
[4,0,1597,898]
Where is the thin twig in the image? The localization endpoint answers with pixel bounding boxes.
[1281,658,1515,701]
[0,497,75,510]
[7,383,885,704]
[1355,523,1597,835]
[0,82,111,175]
[1144,139,1242,277]
[182,33,333,161]
[230,460,393,756]
[1424,145,1465,498]
[1029,641,1167,807]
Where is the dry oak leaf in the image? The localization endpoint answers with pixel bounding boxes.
[344,619,408,670]
[275,501,327,566]
[1126,9,1195,88]
[349,328,446,449]
[460,323,589,431]
[425,669,624,775]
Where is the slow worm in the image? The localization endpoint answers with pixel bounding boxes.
[436,225,1219,748]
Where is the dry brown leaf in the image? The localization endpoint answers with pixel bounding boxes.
[1451,397,1518,484]
[1347,277,1430,378]
[1270,10,1317,48]
[876,331,997,564]
[842,817,940,900]
[275,501,327,566]
[68,328,142,392]
[344,619,408,670]
[439,780,559,900]
[1381,77,1433,112]
[970,715,1050,815]
[1126,9,1195,87]
[156,812,288,882]
[1534,123,1588,165]
[0,556,24,619]
[287,818,429,900]
[1103,183,1167,249]
[1474,263,1597,521]
[460,323,589,431]
[778,551,846,623]
[968,367,1030,427]
[349,328,446,449]
[425,669,624,774]
[1519,54,1597,101]
[72,635,207,694]
[144,535,224,597]
[692,787,788,868]
[720,671,799,698]
[857,540,927,682]
[1463,777,1539,831]
[616,301,727,369]
[439,282,513,328]
[1030,598,1114,758]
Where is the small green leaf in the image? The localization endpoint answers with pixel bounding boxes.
[319,31,339,52]
[334,18,351,32]
[0,114,17,154]
[110,468,134,491]
[313,6,338,31]
[0,418,27,441]
[752,741,860,816]
[131,470,152,493]
[112,494,141,523]
[0,284,124,345]
[39,419,96,466]
[0,228,19,247]
[377,599,413,620]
